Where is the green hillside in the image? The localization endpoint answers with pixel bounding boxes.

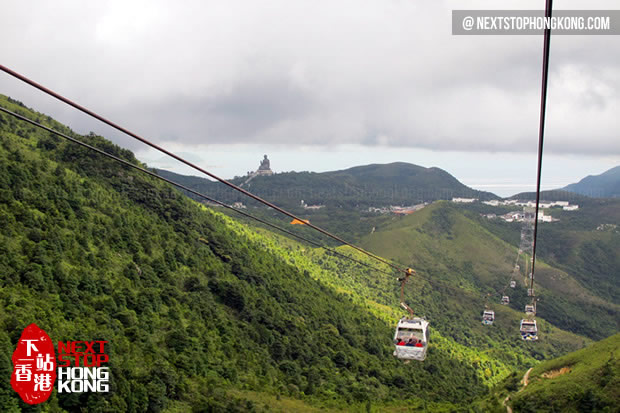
[155,161,497,209]
[358,203,619,341]
[511,333,619,412]
[0,99,519,411]
[465,199,620,308]
[478,333,619,412]
[0,95,614,412]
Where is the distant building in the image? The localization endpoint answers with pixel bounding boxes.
[538,210,558,222]
[497,209,557,223]
[368,204,426,215]
[452,197,477,203]
[368,207,390,214]
[480,199,577,211]
[301,200,325,210]
[232,202,246,209]
[391,204,426,215]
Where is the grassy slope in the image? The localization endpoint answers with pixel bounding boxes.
[215,213,522,389]
[509,333,619,412]
[470,199,620,307]
[230,209,597,374]
[357,202,616,343]
[477,333,619,412]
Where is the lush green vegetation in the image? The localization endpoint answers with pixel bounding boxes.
[0,95,615,412]
[0,97,509,411]
[357,203,618,341]
[467,200,620,309]
[477,333,619,412]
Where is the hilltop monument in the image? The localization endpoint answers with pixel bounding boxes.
[256,154,273,176]
[241,154,273,187]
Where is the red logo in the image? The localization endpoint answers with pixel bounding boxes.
[11,324,110,404]
[10,323,57,405]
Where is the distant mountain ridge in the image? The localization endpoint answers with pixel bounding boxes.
[561,165,620,198]
[155,162,499,208]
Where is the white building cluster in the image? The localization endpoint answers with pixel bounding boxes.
[496,210,558,223]
[300,200,325,210]
[450,197,580,224]
[480,199,579,211]
[368,203,427,215]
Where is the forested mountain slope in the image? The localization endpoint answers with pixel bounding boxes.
[0,95,605,412]
[0,97,455,411]
[155,161,497,209]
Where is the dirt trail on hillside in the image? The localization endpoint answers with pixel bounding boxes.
[522,367,533,387]
[504,368,533,413]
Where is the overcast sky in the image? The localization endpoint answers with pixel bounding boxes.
[1,0,618,196]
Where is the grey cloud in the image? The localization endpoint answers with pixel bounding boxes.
[0,0,618,156]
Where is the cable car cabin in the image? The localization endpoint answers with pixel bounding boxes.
[393,318,429,361]
[520,319,538,341]
[515,264,520,271]
[501,296,510,305]
[525,304,535,315]
[528,289,534,297]
[510,280,516,288]
[482,310,495,325]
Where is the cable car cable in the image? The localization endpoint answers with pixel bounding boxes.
[530,0,553,304]
[0,63,408,275]
[0,106,395,277]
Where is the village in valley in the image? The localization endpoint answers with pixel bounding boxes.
[451,197,579,223]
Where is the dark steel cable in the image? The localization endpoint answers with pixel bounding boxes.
[0,64,406,274]
[530,0,553,304]
[0,106,395,277]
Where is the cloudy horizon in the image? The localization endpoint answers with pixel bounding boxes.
[1,0,618,197]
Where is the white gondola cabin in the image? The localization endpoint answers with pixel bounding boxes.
[525,304,535,315]
[520,319,538,341]
[501,295,510,305]
[393,318,429,361]
[482,310,495,325]
[528,288,534,297]
[510,280,516,288]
